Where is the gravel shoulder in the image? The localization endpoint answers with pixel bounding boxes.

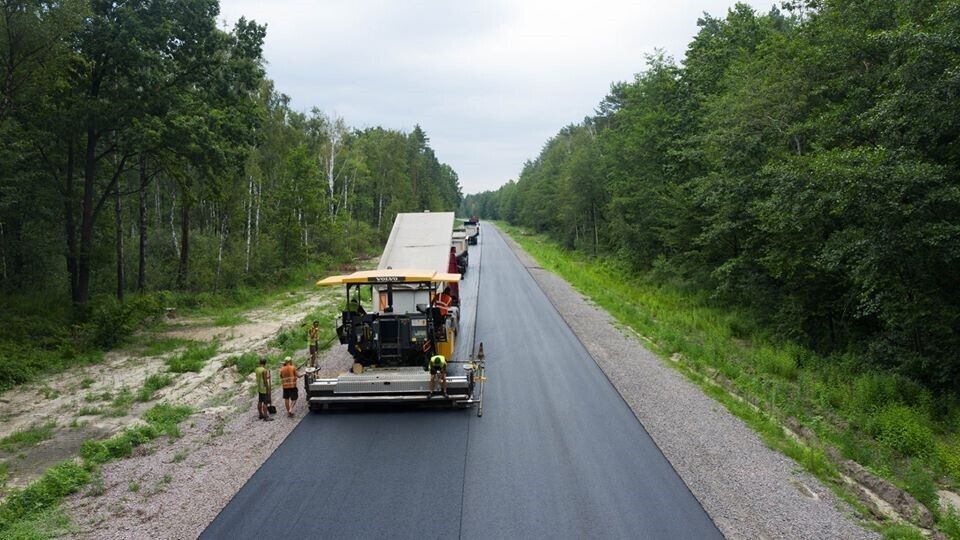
[62,345,354,540]
[496,224,878,540]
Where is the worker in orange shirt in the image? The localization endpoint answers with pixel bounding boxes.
[279,357,302,417]
[436,286,453,317]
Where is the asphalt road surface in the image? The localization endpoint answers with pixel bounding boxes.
[202,225,721,540]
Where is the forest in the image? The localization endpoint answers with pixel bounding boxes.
[463,1,960,395]
[0,0,461,386]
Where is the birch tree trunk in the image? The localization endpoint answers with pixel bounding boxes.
[377,192,383,231]
[254,179,261,239]
[245,175,253,273]
[326,132,339,217]
[216,208,225,289]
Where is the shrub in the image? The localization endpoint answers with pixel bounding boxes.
[78,424,159,466]
[938,439,960,483]
[106,388,134,417]
[143,403,193,437]
[224,352,263,377]
[870,404,936,459]
[80,294,164,349]
[941,507,960,540]
[166,342,218,373]
[902,460,938,515]
[137,373,174,402]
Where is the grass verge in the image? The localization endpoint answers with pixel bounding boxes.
[166,342,218,373]
[140,337,196,357]
[498,222,960,537]
[0,423,56,453]
[136,373,174,402]
[0,402,193,538]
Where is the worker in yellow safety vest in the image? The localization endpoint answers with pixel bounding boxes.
[427,354,447,398]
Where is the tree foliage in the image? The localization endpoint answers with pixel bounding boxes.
[463,1,960,392]
[0,0,461,307]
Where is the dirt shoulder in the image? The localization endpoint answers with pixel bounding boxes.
[60,344,353,540]
[0,288,328,491]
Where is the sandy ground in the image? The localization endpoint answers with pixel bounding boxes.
[0,288,335,495]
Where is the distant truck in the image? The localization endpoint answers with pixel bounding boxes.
[452,231,468,275]
[464,217,480,245]
[304,212,482,409]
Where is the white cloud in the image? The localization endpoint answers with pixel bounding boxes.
[218,0,757,193]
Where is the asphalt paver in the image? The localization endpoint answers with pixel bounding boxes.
[201,225,721,539]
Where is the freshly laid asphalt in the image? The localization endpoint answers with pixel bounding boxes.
[201,226,721,540]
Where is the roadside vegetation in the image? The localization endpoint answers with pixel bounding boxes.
[0,423,56,453]
[0,0,461,394]
[0,403,193,538]
[465,3,958,536]
[501,223,959,538]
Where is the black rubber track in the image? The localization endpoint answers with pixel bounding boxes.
[201,226,721,540]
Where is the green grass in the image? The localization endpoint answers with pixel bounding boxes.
[83,390,112,403]
[880,523,927,539]
[141,337,195,357]
[78,377,95,389]
[499,222,960,530]
[0,461,8,487]
[223,352,269,377]
[0,461,89,536]
[75,405,102,417]
[212,312,248,326]
[0,505,72,539]
[136,373,174,402]
[105,388,134,417]
[166,342,218,373]
[941,508,960,539]
[0,423,56,452]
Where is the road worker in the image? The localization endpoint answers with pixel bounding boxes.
[436,286,453,317]
[427,354,447,398]
[308,321,321,367]
[255,357,274,421]
[279,356,302,417]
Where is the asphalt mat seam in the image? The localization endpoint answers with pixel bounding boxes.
[458,234,484,539]
[491,223,723,535]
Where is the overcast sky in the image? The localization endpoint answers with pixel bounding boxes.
[217,0,759,194]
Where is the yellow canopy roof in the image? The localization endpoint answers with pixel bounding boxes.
[316,268,461,286]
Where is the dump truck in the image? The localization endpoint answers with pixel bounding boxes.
[452,231,468,275]
[464,217,480,245]
[304,211,484,410]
